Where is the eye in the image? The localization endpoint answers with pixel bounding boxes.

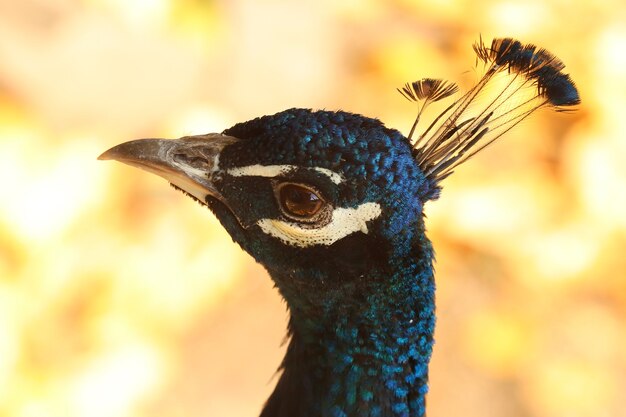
[275,183,325,221]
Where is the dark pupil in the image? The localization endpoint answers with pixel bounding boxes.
[281,185,322,217]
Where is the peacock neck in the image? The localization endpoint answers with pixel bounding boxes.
[261,233,436,417]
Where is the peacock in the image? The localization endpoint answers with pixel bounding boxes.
[99,38,579,417]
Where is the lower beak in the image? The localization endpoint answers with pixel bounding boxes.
[98,133,239,206]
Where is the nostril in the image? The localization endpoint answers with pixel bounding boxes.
[173,152,211,170]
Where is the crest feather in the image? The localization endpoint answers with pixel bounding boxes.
[398,37,580,195]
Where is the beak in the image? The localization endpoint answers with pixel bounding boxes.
[98,133,239,206]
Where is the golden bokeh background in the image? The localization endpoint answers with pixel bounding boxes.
[0,1,624,416]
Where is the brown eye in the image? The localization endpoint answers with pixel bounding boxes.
[277,183,324,220]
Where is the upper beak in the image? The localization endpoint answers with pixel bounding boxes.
[98,133,239,206]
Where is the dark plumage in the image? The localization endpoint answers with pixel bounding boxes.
[99,38,578,417]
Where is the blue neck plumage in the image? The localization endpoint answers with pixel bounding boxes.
[261,220,436,417]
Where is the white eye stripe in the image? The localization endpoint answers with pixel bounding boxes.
[226,164,344,185]
[256,202,381,248]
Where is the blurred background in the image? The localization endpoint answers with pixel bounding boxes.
[0,0,624,416]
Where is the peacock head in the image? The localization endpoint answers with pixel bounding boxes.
[99,109,430,292]
[99,38,579,302]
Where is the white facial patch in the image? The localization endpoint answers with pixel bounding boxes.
[227,164,344,185]
[256,202,382,248]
